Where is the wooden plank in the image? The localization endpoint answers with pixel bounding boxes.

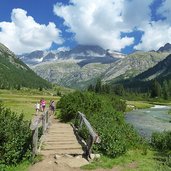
[40,149,83,155]
[43,145,82,150]
[32,127,38,156]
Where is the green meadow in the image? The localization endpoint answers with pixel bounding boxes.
[0,89,60,120]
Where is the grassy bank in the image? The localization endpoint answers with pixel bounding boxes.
[83,149,170,171]
[126,101,154,111]
[126,100,171,113]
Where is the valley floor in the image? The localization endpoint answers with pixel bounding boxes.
[1,90,171,171]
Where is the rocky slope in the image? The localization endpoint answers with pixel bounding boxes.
[33,61,109,89]
[18,43,171,89]
[135,53,171,81]
[22,45,125,89]
[101,51,170,83]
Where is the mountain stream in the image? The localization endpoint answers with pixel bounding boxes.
[125,105,171,139]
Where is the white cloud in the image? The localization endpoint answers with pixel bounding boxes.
[135,0,171,51]
[57,46,70,52]
[135,21,171,50]
[54,0,136,51]
[0,8,63,54]
[54,0,171,52]
[123,0,153,28]
[53,0,157,51]
[157,0,171,22]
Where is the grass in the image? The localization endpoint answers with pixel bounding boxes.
[0,161,30,171]
[0,155,43,171]
[150,101,171,106]
[126,101,154,111]
[82,149,171,171]
[0,89,60,120]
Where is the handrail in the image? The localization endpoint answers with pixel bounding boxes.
[77,111,100,143]
[74,111,100,159]
[30,110,51,157]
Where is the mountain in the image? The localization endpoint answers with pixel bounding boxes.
[19,45,125,89]
[67,44,106,56]
[18,44,170,89]
[19,50,57,66]
[135,54,171,81]
[19,45,125,67]
[157,43,171,53]
[33,61,110,89]
[0,43,51,89]
[101,51,170,83]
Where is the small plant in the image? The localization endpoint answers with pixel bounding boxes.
[151,131,171,151]
[39,87,43,91]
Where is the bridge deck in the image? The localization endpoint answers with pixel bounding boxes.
[39,116,83,156]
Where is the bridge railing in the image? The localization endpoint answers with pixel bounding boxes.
[30,110,51,157]
[73,111,100,158]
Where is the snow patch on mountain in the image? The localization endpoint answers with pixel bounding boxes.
[18,45,126,67]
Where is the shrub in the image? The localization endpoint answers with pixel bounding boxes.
[89,110,142,157]
[151,131,171,151]
[57,91,142,157]
[0,104,32,166]
[57,91,102,122]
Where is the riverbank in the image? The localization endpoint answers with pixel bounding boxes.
[126,100,171,112]
[126,101,154,111]
[82,149,170,171]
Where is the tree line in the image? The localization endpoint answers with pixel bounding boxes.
[88,78,171,100]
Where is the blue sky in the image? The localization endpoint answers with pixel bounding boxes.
[0,0,171,54]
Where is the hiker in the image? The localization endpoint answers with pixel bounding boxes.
[35,102,40,115]
[49,100,55,114]
[40,98,46,112]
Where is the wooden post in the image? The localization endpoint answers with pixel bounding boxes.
[42,112,46,134]
[46,111,48,129]
[32,126,38,157]
[86,135,93,159]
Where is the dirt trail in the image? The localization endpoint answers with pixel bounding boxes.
[28,155,124,171]
[28,155,137,171]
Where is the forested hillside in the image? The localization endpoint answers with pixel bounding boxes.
[0,43,51,89]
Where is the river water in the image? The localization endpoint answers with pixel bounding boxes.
[125,105,171,139]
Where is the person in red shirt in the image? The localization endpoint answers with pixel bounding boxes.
[40,98,46,112]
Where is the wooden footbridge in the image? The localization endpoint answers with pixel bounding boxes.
[30,111,100,160]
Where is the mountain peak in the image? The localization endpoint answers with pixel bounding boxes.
[70,44,106,55]
[157,43,171,52]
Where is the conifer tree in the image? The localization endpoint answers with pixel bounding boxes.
[163,80,169,100]
[151,80,162,98]
[95,79,102,93]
